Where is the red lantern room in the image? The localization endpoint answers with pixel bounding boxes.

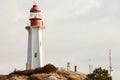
[29,4,42,27]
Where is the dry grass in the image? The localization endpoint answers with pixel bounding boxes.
[1,64,86,80]
[0,75,8,80]
[31,73,67,80]
[9,75,28,80]
[57,68,86,80]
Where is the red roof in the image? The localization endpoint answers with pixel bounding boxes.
[30,4,41,12]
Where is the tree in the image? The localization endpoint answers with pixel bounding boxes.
[84,67,112,80]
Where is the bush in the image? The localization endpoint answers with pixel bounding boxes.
[84,67,112,80]
[0,75,8,80]
[34,67,43,74]
[22,69,34,76]
[9,64,57,76]
[67,77,76,80]
[9,70,23,75]
[9,69,34,76]
[42,64,57,73]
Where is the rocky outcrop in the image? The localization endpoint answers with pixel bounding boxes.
[30,73,67,80]
[44,76,59,80]
[9,75,28,80]
[0,64,86,80]
[0,70,86,80]
[56,68,86,80]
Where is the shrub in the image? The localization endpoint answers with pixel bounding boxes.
[9,70,23,75]
[9,69,34,76]
[0,75,8,80]
[34,67,43,74]
[67,77,76,80]
[42,64,57,73]
[22,69,34,76]
[84,67,112,80]
[9,64,57,76]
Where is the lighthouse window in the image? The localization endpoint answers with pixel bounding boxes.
[34,15,37,18]
[35,53,37,58]
[40,42,42,46]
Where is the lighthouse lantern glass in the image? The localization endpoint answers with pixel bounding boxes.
[30,12,41,19]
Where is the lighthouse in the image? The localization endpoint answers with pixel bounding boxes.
[26,4,45,69]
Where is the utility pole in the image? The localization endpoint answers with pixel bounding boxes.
[109,49,112,76]
[89,59,92,74]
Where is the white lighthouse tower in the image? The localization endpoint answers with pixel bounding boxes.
[26,4,45,69]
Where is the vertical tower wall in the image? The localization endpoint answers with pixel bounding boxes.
[26,26,43,69]
[31,27,40,68]
[39,29,43,66]
[26,4,44,69]
[26,27,32,69]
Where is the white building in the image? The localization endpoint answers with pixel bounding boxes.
[26,4,45,69]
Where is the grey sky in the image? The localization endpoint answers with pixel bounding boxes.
[0,0,120,79]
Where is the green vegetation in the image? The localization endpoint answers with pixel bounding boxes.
[84,67,112,80]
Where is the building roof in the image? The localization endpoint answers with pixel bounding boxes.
[30,4,41,12]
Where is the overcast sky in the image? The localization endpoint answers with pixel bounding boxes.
[0,0,120,79]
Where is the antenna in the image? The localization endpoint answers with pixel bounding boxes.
[109,49,112,76]
[33,0,37,4]
[89,59,92,74]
